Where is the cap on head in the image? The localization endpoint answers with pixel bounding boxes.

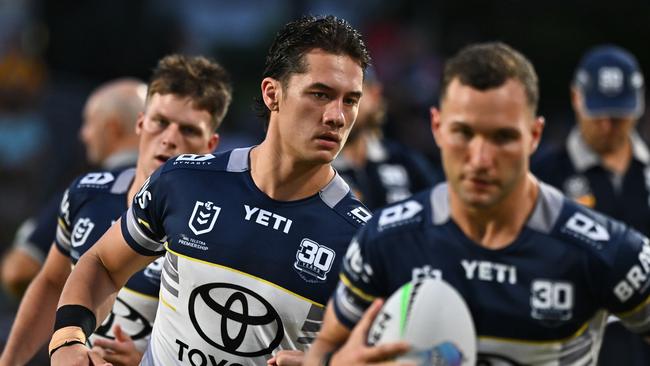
[573,45,645,119]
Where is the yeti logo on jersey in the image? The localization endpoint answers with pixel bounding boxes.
[562,212,610,244]
[188,201,221,235]
[79,172,114,186]
[294,239,335,282]
[378,200,422,230]
[174,153,215,165]
[188,283,283,356]
[135,177,152,209]
[530,280,574,322]
[71,218,95,247]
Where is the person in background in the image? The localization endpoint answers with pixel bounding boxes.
[533,44,650,366]
[1,77,144,298]
[333,67,438,211]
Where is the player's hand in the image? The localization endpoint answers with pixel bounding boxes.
[330,300,413,366]
[267,350,304,365]
[50,343,113,366]
[91,324,143,366]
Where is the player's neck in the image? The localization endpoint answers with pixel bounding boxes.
[249,143,336,201]
[451,173,539,250]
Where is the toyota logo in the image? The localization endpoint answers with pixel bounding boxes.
[189,283,284,357]
[95,298,152,340]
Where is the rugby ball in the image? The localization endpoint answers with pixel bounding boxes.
[367,278,476,366]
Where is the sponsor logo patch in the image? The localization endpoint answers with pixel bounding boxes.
[79,172,114,186]
[188,283,283,356]
[294,239,335,282]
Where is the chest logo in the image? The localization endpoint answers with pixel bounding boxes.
[294,239,336,282]
[530,280,574,323]
[188,283,283,356]
[188,201,221,236]
[71,218,95,247]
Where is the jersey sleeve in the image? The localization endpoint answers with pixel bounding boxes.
[54,188,73,256]
[16,194,61,263]
[332,225,387,329]
[602,227,650,335]
[120,167,167,256]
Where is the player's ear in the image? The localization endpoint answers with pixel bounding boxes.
[530,115,545,153]
[135,112,144,135]
[261,78,281,113]
[207,133,219,152]
[430,106,442,145]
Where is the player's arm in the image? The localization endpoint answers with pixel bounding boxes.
[0,247,42,298]
[601,228,650,341]
[0,243,71,366]
[305,299,410,366]
[49,220,155,366]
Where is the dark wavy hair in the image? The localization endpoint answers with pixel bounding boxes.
[254,15,371,125]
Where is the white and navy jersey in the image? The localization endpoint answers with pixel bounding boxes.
[122,147,370,366]
[333,138,438,211]
[333,182,650,365]
[55,167,161,352]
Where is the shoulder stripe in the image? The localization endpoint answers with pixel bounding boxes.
[430,183,450,225]
[319,173,350,209]
[110,168,136,194]
[125,209,165,252]
[226,147,252,172]
[527,182,564,233]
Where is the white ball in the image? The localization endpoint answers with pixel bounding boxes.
[367,278,476,366]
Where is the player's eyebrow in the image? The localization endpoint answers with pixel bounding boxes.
[307,82,363,99]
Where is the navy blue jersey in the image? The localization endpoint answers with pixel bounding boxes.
[333,138,439,211]
[533,128,650,237]
[333,182,650,365]
[123,147,370,366]
[11,194,61,263]
[55,167,161,352]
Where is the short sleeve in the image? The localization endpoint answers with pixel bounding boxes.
[121,167,167,256]
[332,225,386,329]
[602,228,650,335]
[54,188,73,256]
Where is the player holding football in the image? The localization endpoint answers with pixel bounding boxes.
[306,42,650,365]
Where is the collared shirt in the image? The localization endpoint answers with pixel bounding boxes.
[533,127,650,237]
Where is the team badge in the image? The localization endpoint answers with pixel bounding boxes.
[71,218,95,247]
[188,201,221,235]
[294,238,335,283]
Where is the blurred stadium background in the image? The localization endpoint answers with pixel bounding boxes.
[1,0,649,352]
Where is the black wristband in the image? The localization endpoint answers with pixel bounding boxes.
[321,351,335,366]
[53,304,97,338]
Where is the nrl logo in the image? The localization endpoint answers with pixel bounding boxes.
[71,218,95,247]
[188,201,221,235]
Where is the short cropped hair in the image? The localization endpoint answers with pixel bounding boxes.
[441,42,539,114]
[255,15,371,123]
[148,54,233,131]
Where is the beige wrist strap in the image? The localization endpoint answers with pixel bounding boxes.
[48,326,87,357]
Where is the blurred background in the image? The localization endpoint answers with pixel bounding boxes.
[1,0,649,353]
